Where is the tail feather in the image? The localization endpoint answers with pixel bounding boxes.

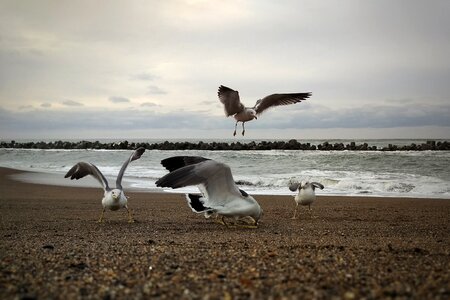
[185,194,213,213]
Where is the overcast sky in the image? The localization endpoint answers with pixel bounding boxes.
[1,0,449,140]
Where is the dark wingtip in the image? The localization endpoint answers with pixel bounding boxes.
[160,156,187,172]
[161,156,209,172]
[131,147,146,161]
[218,85,233,94]
[186,194,208,212]
[239,189,249,197]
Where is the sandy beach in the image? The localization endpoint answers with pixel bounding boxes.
[0,167,449,299]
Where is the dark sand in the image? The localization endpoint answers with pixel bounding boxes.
[0,167,449,299]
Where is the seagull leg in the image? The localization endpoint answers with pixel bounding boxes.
[221,216,236,228]
[236,216,258,229]
[233,121,238,136]
[291,203,299,219]
[308,204,316,218]
[242,122,245,136]
[126,205,134,223]
[98,208,106,223]
[215,216,226,225]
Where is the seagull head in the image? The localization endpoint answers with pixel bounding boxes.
[300,181,309,189]
[111,189,121,200]
[249,108,257,120]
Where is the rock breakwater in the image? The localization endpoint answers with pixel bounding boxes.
[1,140,449,151]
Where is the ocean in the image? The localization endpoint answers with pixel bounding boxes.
[1,139,449,198]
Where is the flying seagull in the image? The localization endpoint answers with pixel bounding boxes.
[156,156,263,228]
[218,85,311,136]
[288,179,324,219]
[64,147,145,223]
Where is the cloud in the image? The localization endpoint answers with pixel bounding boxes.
[18,105,34,110]
[1,103,449,138]
[140,102,158,107]
[132,72,157,81]
[147,85,167,95]
[256,103,450,129]
[1,1,450,139]
[40,102,52,108]
[109,96,130,104]
[61,100,84,107]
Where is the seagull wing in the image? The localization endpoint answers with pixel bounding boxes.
[156,159,242,206]
[160,156,210,172]
[218,85,245,116]
[116,147,146,190]
[311,182,324,190]
[254,92,311,115]
[288,179,301,192]
[65,162,110,191]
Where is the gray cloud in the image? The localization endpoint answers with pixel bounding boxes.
[109,96,130,104]
[147,85,167,95]
[18,105,34,110]
[133,72,157,81]
[40,103,52,108]
[140,102,158,107]
[61,100,83,107]
[1,103,449,138]
[1,1,450,138]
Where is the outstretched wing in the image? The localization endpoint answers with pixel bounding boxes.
[65,162,110,191]
[254,92,311,115]
[311,182,324,190]
[288,179,301,192]
[116,147,146,189]
[160,156,210,172]
[218,85,245,116]
[156,159,242,206]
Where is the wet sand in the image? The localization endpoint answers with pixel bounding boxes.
[0,167,449,299]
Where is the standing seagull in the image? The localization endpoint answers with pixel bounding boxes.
[218,85,311,136]
[288,180,324,219]
[64,147,145,223]
[156,156,263,228]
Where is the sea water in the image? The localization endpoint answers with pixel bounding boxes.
[0,140,449,198]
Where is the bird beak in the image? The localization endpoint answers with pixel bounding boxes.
[254,116,258,120]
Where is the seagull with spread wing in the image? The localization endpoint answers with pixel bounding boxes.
[288,179,324,219]
[64,147,145,223]
[218,85,311,136]
[156,156,263,228]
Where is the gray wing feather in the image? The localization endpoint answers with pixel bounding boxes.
[116,147,146,189]
[156,160,242,206]
[65,162,110,191]
[288,179,301,192]
[254,92,311,115]
[218,85,245,116]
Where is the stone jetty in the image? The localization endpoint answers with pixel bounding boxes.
[1,140,449,151]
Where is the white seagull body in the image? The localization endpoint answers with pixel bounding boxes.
[156,156,262,228]
[64,147,145,223]
[218,85,311,136]
[289,180,324,219]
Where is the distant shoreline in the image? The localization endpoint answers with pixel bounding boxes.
[1,139,449,151]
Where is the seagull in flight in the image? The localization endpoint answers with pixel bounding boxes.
[64,147,145,223]
[288,180,324,219]
[156,156,263,228]
[218,85,311,136]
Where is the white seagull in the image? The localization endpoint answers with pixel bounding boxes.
[64,147,145,223]
[218,85,311,136]
[288,180,324,219]
[156,156,263,228]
